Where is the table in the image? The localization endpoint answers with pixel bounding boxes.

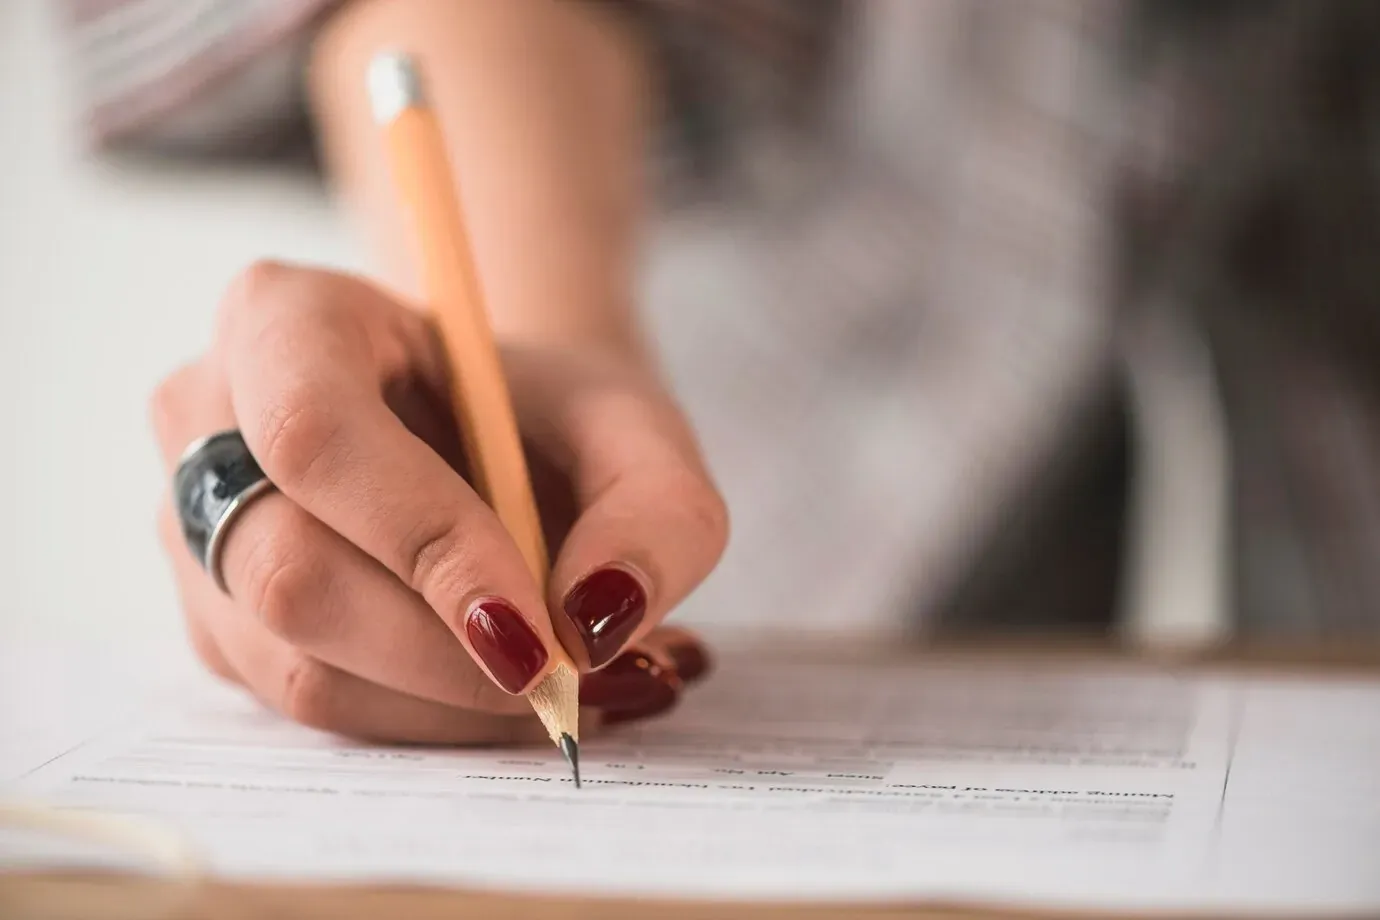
[4,639,1376,920]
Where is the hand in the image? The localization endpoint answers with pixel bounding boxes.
[151,261,726,743]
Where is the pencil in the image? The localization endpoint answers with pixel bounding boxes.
[366,50,580,786]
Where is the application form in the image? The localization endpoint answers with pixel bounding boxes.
[3,647,1378,914]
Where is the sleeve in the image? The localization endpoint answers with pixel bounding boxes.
[53,0,843,174]
[590,0,845,185]
[53,0,342,158]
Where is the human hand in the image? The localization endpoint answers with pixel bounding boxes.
[151,262,726,743]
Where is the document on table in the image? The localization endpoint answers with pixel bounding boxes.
[3,646,1379,915]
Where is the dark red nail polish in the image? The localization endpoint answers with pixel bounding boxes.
[581,650,680,713]
[563,567,647,669]
[601,691,680,726]
[666,641,712,683]
[464,601,549,694]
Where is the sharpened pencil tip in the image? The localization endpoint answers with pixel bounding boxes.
[559,733,580,789]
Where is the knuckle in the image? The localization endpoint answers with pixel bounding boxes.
[225,259,296,316]
[256,561,321,644]
[241,518,325,643]
[147,363,200,441]
[253,383,342,489]
[217,261,332,353]
[677,471,731,559]
[279,655,337,728]
[222,260,358,331]
[399,516,480,605]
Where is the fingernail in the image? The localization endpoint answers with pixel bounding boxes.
[581,649,680,715]
[666,641,712,683]
[601,692,680,726]
[464,600,549,694]
[563,567,648,669]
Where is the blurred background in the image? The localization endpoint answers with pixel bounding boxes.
[0,0,362,641]
[4,0,1377,652]
[0,0,1230,648]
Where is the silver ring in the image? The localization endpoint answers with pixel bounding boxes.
[172,430,276,594]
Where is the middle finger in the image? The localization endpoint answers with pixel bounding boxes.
[154,360,527,716]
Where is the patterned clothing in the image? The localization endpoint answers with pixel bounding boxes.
[55,1,1380,638]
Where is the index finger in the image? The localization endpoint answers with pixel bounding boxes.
[217,262,560,696]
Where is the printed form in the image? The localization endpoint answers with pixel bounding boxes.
[4,650,1379,914]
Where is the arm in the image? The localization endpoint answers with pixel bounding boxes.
[302,0,727,681]
[149,0,727,741]
[308,0,651,360]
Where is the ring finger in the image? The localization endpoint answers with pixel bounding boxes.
[152,362,526,716]
[168,520,542,744]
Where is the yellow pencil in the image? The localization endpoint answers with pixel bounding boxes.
[366,50,580,785]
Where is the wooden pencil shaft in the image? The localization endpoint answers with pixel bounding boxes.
[370,53,577,753]
[380,100,550,586]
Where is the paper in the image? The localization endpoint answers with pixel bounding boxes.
[0,639,201,783]
[4,648,1380,914]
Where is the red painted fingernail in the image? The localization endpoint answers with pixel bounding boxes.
[666,641,712,683]
[581,649,680,713]
[563,567,647,669]
[601,691,680,726]
[464,600,549,694]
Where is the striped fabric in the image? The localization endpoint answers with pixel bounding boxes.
[52,1,1380,638]
[56,0,338,155]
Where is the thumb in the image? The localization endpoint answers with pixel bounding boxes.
[508,348,729,671]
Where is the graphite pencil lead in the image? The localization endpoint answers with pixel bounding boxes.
[559,733,581,789]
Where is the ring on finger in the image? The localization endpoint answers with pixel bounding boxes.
[173,430,276,593]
